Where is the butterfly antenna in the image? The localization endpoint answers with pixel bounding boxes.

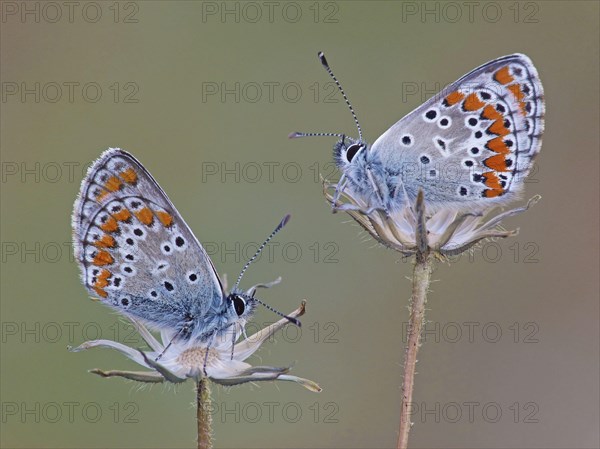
[232,214,291,291]
[318,51,363,141]
[288,131,346,139]
[251,295,301,327]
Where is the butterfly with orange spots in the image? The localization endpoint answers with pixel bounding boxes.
[291,53,544,213]
[72,149,296,350]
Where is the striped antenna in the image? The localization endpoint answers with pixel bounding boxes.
[252,296,301,327]
[288,132,357,147]
[232,214,291,291]
[317,51,363,141]
[288,131,345,139]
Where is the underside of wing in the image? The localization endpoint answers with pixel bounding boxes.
[72,149,224,329]
[372,54,544,203]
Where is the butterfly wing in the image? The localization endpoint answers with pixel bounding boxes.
[72,148,225,339]
[371,54,544,210]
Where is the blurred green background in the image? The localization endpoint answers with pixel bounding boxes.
[1,1,598,448]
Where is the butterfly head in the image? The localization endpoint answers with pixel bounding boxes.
[333,136,369,170]
[225,291,257,321]
[229,292,247,316]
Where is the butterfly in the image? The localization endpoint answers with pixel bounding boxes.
[291,52,544,215]
[72,149,297,349]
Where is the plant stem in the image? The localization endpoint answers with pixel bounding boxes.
[397,190,433,449]
[197,377,212,449]
[397,253,433,449]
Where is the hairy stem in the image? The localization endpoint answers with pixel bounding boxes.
[397,253,433,449]
[197,378,212,449]
[397,189,432,449]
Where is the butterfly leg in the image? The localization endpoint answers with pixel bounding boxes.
[331,174,349,211]
[365,165,391,217]
[328,171,389,216]
[155,324,188,362]
[139,350,187,383]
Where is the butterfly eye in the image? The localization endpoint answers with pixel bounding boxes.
[345,144,363,162]
[231,294,246,316]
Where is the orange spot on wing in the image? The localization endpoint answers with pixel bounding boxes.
[113,209,132,222]
[94,235,116,248]
[100,216,119,233]
[444,91,464,106]
[93,286,108,298]
[105,176,123,192]
[120,167,138,184]
[95,269,112,288]
[483,189,503,198]
[93,250,114,266]
[494,66,514,85]
[96,189,109,201]
[508,83,525,101]
[156,211,173,228]
[463,93,485,111]
[488,119,510,137]
[486,137,510,154]
[484,154,509,172]
[481,105,502,121]
[135,207,154,226]
[483,171,503,191]
[507,84,527,116]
